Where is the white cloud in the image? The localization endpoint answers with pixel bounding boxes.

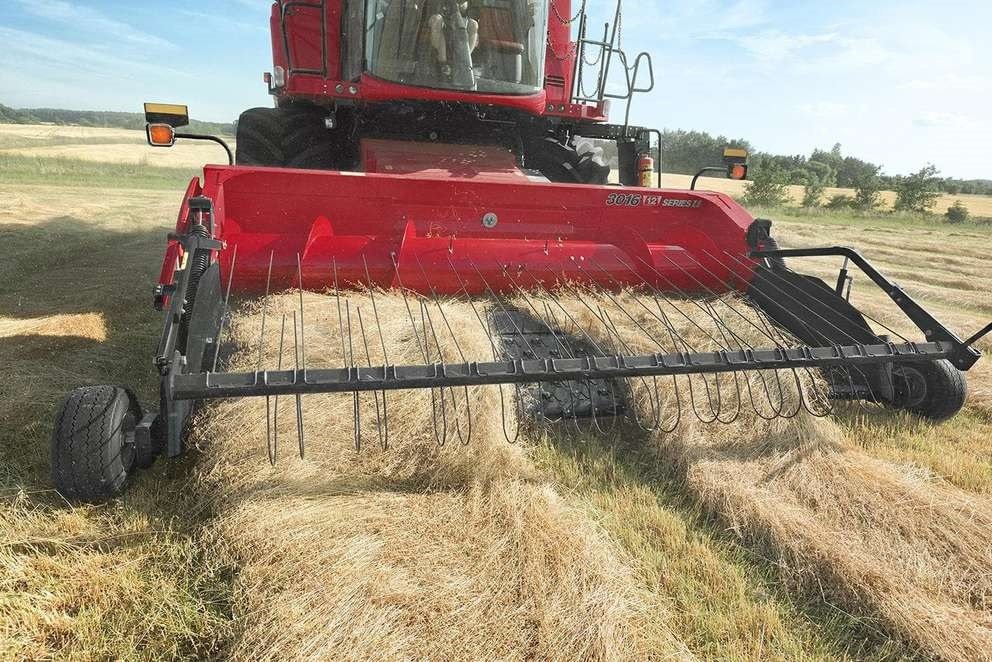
[15,0,176,50]
[0,26,186,77]
[912,112,981,131]
[736,30,837,62]
[798,102,850,119]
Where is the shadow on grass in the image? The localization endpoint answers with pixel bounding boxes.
[540,424,922,661]
[0,215,234,658]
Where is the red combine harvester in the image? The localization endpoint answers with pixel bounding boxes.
[52,0,990,499]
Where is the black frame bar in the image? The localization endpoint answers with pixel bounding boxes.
[750,246,984,370]
[173,341,953,401]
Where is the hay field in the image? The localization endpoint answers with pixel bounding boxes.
[661,173,992,218]
[0,125,233,169]
[2,123,992,660]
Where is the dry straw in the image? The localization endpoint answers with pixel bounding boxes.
[193,292,691,661]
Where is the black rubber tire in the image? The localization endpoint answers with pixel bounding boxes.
[236,107,283,166]
[51,386,140,501]
[891,359,967,422]
[281,103,334,170]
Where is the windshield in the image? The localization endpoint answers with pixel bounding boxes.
[366,0,548,94]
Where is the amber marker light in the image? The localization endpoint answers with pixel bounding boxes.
[146,123,176,147]
[729,163,748,180]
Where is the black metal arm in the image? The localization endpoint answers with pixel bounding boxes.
[175,132,234,165]
[750,245,986,370]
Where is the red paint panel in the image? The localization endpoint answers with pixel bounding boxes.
[194,165,756,297]
[361,138,528,182]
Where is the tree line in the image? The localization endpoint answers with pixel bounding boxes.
[0,103,234,136]
[660,129,992,197]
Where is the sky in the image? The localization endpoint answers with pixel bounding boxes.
[2,0,990,179]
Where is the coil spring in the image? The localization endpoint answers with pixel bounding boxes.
[176,223,211,353]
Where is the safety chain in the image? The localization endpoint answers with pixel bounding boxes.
[551,0,585,24]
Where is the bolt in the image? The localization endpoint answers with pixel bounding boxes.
[482,212,498,228]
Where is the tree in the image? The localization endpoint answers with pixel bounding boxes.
[743,164,790,207]
[825,194,855,209]
[945,200,969,223]
[852,165,883,210]
[800,170,826,207]
[894,164,941,213]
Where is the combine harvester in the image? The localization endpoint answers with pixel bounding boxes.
[52,0,991,498]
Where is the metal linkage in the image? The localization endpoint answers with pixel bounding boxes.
[152,218,986,462]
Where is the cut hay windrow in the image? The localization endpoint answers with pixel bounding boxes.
[560,291,992,661]
[192,292,691,661]
[190,289,992,660]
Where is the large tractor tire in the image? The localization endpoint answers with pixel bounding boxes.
[51,386,141,500]
[890,359,967,422]
[235,104,334,169]
[281,103,335,170]
[235,107,283,166]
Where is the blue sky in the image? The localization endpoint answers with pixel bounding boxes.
[2,0,990,178]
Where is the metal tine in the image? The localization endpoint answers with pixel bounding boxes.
[560,268,684,432]
[548,265,709,428]
[494,265,587,431]
[515,268,633,436]
[538,266,685,433]
[361,256,390,450]
[415,255,472,446]
[685,248,825,418]
[747,305,811,419]
[257,251,275,373]
[271,314,287,463]
[211,243,238,373]
[577,258,734,424]
[294,257,307,459]
[594,256,774,424]
[598,307,666,432]
[391,254,447,446]
[508,266,617,434]
[356,307,387,450]
[718,249,887,411]
[256,251,276,464]
[292,311,305,459]
[541,302,587,434]
[675,249,825,419]
[701,300,745,424]
[467,260,549,442]
[420,300,449,447]
[444,256,520,444]
[344,301,362,451]
[588,304,626,437]
[642,251,786,421]
[581,258,736,425]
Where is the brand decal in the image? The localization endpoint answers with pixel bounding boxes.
[606,193,702,209]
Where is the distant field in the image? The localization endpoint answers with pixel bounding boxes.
[0,124,234,169]
[3,123,991,660]
[663,172,992,217]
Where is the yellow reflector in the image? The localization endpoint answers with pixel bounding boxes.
[724,148,748,159]
[144,102,189,127]
[146,123,176,147]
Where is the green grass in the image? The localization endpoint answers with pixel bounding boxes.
[534,434,915,661]
[0,153,199,189]
[0,194,235,659]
